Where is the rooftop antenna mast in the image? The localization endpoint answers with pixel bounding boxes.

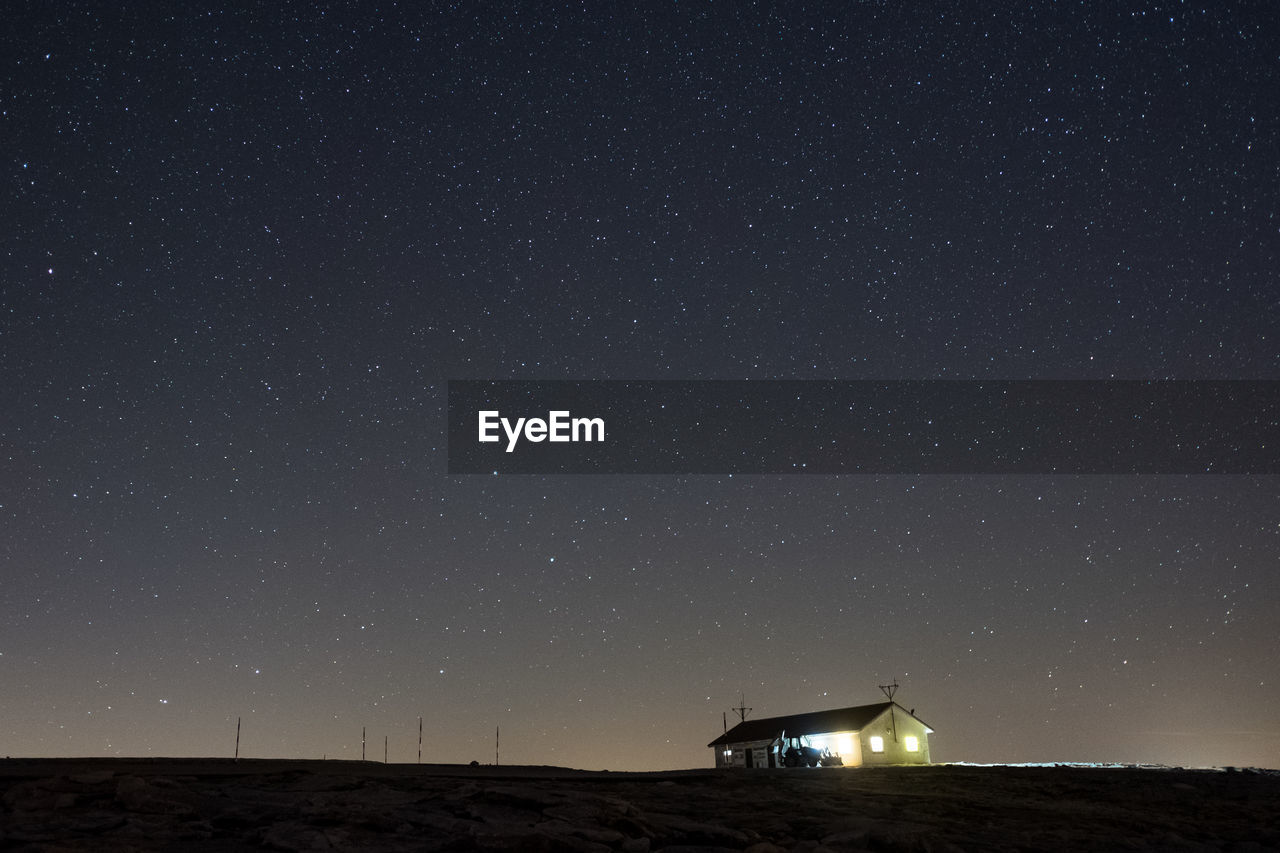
[879,678,900,742]
[730,693,752,724]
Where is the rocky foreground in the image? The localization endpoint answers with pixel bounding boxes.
[2,758,1278,851]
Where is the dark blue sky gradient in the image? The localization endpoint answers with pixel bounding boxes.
[2,2,1277,769]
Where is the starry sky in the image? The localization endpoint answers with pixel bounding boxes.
[3,2,1277,770]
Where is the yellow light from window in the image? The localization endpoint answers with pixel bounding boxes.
[837,734,854,756]
[869,735,884,753]
[904,735,919,752]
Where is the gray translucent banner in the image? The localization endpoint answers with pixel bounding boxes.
[447,381,1279,474]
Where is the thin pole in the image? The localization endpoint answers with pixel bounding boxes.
[384,735,388,764]
[235,717,241,760]
[362,727,366,761]
[880,680,900,742]
[418,716,422,764]
[495,726,499,766]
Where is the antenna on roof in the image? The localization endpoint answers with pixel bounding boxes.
[879,679,900,742]
[731,693,752,724]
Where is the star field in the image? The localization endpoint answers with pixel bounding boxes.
[2,3,1277,770]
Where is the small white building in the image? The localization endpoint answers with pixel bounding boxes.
[708,701,933,768]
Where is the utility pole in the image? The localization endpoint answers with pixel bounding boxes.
[418,716,422,764]
[234,717,240,761]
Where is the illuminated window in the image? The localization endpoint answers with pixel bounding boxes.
[904,736,919,752]
[869,736,884,753]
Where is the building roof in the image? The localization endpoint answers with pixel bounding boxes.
[707,701,932,747]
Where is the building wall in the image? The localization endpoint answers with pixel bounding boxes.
[844,731,865,767]
[857,707,931,765]
[714,738,776,768]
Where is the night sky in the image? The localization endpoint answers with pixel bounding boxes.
[3,3,1278,771]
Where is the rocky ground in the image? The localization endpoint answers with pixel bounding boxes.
[2,758,1278,851]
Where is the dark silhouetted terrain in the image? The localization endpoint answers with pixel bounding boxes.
[3,758,1279,851]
